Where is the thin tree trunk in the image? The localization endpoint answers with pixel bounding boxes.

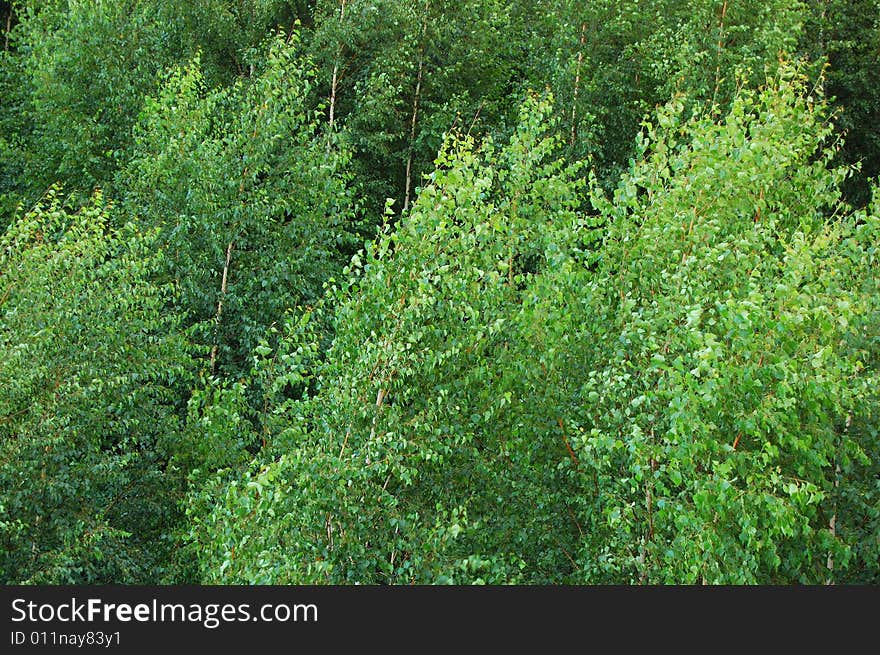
[4,8,11,52]
[638,479,653,584]
[368,387,387,442]
[403,58,423,213]
[569,22,587,148]
[403,0,430,213]
[826,413,849,585]
[328,64,340,131]
[209,241,234,374]
[328,0,348,133]
[711,0,729,107]
[816,0,827,95]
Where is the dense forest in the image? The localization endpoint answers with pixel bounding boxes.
[0,0,878,585]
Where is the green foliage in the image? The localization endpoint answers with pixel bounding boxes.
[119,32,355,376]
[1,1,877,586]
[308,0,528,215]
[0,1,311,217]
[802,0,880,206]
[188,70,879,584]
[0,1,191,203]
[540,0,808,185]
[561,68,878,583]
[187,95,589,583]
[0,188,194,583]
[833,187,880,582]
[172,1,310,82]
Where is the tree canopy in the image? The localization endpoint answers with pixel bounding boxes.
[1,0,877,584]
